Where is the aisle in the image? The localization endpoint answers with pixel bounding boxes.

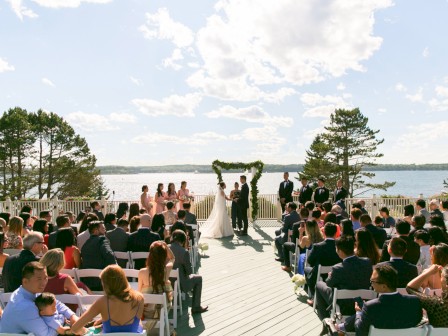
[176,225,322,336]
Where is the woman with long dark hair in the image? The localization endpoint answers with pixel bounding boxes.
[33,219,49,246]
[155,183,167,214]
[355,229,380,265]
[55,227,81,268]
[128,203,140,222]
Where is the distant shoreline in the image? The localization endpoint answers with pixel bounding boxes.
[98,164,448,175]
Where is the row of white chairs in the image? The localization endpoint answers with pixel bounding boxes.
[369,325,446,336]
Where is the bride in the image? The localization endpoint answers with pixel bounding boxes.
[201,182,234,238]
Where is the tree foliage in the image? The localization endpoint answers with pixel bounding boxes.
[301,108,395,197]
[0,107,107,200]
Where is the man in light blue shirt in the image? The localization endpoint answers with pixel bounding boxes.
[0,261,81,335]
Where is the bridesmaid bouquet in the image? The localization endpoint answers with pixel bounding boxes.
[198,242,209,255]
[291,274,306,293]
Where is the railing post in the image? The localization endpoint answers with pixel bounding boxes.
[371,194,378,218]
[419,193,423,199]
[5,197,13,215]
[101,196,108,214]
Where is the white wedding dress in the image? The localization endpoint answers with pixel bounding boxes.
[201,187,234,238]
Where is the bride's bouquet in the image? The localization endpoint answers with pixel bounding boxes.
[291,274,306,294]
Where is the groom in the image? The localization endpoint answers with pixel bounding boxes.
[237,175,250,236]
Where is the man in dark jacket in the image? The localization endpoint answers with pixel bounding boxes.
[275,202,300,263]
[360,214,387,249]
[127,214,160,269]
[298,177,313,205]
[278,172,294,213]
[380,220,420,264]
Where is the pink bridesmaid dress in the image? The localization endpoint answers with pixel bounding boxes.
[178,188,190,210]
[155,192,167,214]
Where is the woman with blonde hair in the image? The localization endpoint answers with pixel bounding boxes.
[5,216,24,249]
[71,264,144,334]
[295,220,324,274]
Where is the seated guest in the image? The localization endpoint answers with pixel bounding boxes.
[420,243,448,289]
[77,213,99,250]
[430,199,444,219]
[116,202,129,220]
[330,205,343,224]
[428,226,448,245]
[314,235,372,319]
[304,223,342,304]
[416,198,430,223]
[441,200,448,221]
[151,214,167,241]
[409,214,427,239]
[35,293,71,334]
[183,202,197,225]
[80,221,116,291]
[170,230,208,314]
[380,220,420,264]
[379,206,395,228]
[5,216,24,249]
[377,237,418,288]
[355,229,380,265]
[322,213,341,238]
[350,208,362,231]
[48,214,70,250]
[176,210,195,245]
[311,208,323,228]
[340,219,354,237]
[91,201,105,221]
[403,204,415,225]
[360,214,387,250]
[2,232,48,292]
[104,213,117,231]
[33,219,50,246]
[0,261,80,335]
[163,201,177,225]
[336,264,422,335]
[275,202,300,263]
[407,264,448,328]
[71,264,144,334]
[414,230,431,271]
[373,215,383,227]
[430,216,448,232]
[128,203,140,223]
[55,227,81,269]
[106,219,130,252]
[129,215,141,233]
[127,214,160,269]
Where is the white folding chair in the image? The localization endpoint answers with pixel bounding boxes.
[122,268,140,288]
[291,238,299,273]
[427,325,447,336]
[77,294,103,315]
[313,265,333,310]
[55,294,82,316]
[369,325,428,336]
[188,224,199,268]
[0,292,13,308]
[61,268,80,283]
[330,289,377,319]
[142,293,171,336]
[3,248,21,256]
[114,251,133,269]
[130,252,150,269]
[168,268,182,327]
[75,269,103,293]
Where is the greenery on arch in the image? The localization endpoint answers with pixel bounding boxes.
[211,160,264,219]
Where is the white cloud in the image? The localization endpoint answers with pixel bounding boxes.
[237,125,287,156]
[337,82,346,91]
[31,0,112,8]
[405,87,423,102]
[7,0,38,20]
[422,47,429,58]
[396,121,448,151]
[41,77,55,87]
[163,48,184,70]
[300,93,345,107]
[131,131,226,145]
[0,57,15,72]
[206,105,293,127]
[300,93,350,117]
[130,76,143,86]
[428,85,448,111]
[140,8,194,48]
[435,85,448,98]
[131,93,202,117]
[66,111,118,132]
[378,108,387,114]
[110,112,137,123]
[395,83,407,92]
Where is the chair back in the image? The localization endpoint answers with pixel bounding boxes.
[427,326,447,336]
[142,293,170,336]
[61,268,79,283]
[122,268,140,279]
[77,294,103,314]
[130,252,149,268]
[331,289,377,318]
[114,251,133,268]
[0,292,13,308]
[369,325,428,336]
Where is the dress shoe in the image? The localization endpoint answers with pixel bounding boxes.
[275,257,284,262]
[191,306,208,314]
[306,299,314,306]
[282,266,292,272]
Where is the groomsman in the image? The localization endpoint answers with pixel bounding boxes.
[333,179,348,209]
[237,175,250,236]
[298,177,313,205]
[278,172,294,213]
[313,176,329,205]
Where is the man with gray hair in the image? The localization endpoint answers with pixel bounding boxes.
[2,231,48,292]
[429,199,444,219]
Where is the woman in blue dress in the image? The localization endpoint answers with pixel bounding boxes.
[296,220,324,274]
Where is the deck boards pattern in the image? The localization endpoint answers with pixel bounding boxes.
[176,225,322,336]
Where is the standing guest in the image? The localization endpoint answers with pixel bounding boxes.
[140,185,153,214]
[162,202,177,226]
[355,229,380,265]
[403,204,415,224]
[91,201,104,221]
[55,228,81,269]
[183,202,197,226]
[409,214,427,239]
[116,202,129,220]
[416,199,430,223]
[0,261,80,335]
[340,219,355,237]
[129,215,141,233]
[333,179,348,209]
[155,183,167,214]
[298,177,313,206]
[104,213,117,231]
[360,214,387,249]
[429,199,444,218]
[275,202,300,264]
[313,176,329,205]
[128,203,140,223]
[2,232,48,292]
[230,182,241,230]
[407,264,448,327]
[151,214,167,241]
[80,221,116,291]
[170,230,208,314]
[177,181,191,210]
[414,230,431,271]
[5,216,24,249]
[420,243,448,289]
[379,206,395,228]
[350,208,362,231]
[76,214,98,250]
[71,265,144,334]
[48,214,70,250]
[380,220,420,264]
[127,214,161,269]
[278,172,294,213]
[33,219,50,246]
[441,200,448,221]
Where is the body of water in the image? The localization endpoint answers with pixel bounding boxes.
[102,171,448,200]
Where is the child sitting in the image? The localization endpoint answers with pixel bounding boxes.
[35,292,71,335]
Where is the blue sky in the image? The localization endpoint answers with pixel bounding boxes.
[1,0,448,166]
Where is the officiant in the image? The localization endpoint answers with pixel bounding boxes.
[278,172,294,213]
[230,182,241,230]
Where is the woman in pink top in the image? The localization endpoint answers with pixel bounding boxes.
[177,181,192,210]
[166,183,178,210]
[55,227,81,268]
[155,183,167,214]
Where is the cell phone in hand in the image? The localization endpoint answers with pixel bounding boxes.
[354,296,364,309]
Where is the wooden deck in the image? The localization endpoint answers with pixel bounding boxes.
[176,224,322,336]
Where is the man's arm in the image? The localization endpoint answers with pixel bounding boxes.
[100,238,117,265]
[184,249,193,276]
[20,303,60,336]
[325,266,339,288]
[307,245,318,267]
[355,304,372,336]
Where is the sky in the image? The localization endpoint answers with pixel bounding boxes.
[1,0,448,166]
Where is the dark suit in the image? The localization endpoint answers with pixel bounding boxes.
[170,221,195,245]
[279,180,294,212]
[352,293,422,336]
[93,209,104,221]
[80,235,116,291]
[104,222,116,232]
[170,241,203,309]
[431,208,444,219]
[380,236,420,265]
[48,230,58,249]
[238,183,249,232]
[275,211,300,260]
[314,186,329,204]
[408,226,427,240]
[298,184,313,205]
[315,256,372,319]
[184,211,197,225]
[377,259,418,288]
[283,220,305,267]
[304,239,342,297]
[364,224,387,249]
[333,187,348,203]
[127,228,161,269]
[2,249,38,292]
[106,227,129,267]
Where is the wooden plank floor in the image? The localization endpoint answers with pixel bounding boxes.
[176,224,322,336]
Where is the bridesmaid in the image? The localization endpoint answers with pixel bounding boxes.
[177,181,190,210]
[155,183,167,214]
[166,183,178,209]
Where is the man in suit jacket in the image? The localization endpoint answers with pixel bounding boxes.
[380,220,420,264]
[183,203,197,225]
[2,232,47,292]
[176,210,195,245]
[333,179,348,209]
[315,235,372,320]
[336,264,422,336]
[80,221,116,290]
[409,214,427,240]
[127,214,160,269]
[360,214,387,249]
[416,199,430,223]
[274,203,300,263]
[304,223,342,301]
[237,175,250,235]
[313,176,330,205]
[298,177,313,205]
[106,219,129,267]
[377,237,418,288]
[170,230,208,314]
[278,172,294,213]
[48,214,70,250]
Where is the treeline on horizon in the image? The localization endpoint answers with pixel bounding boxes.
[98,163,448,175]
